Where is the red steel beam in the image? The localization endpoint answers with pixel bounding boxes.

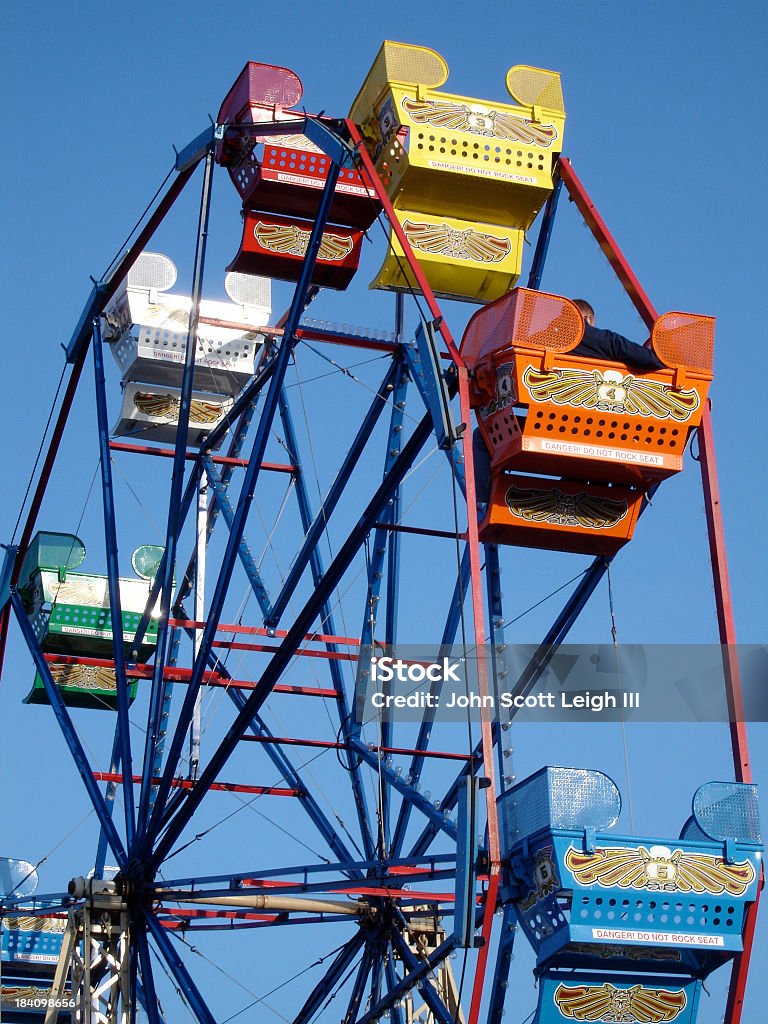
[108,440,295,473]
[243,734,477,761]
[93,772,300,796]
[44,654,336,698]
[198,315,400,354]
[558,157,657,330]
[349,120,501,1024]
[169,618,364,647]
[373,522,468,541]
[559,154,755,1024]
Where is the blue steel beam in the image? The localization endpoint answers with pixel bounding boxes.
[169,291,317,615]
[144,911,216,1024]
[277,386,377,861]
[527,174,562,290]
[129,463,201,661]
[409,555,612,859]
[386,956,405,1024]
[157,852,455,890]
[216,115,355,166]
[227,689,364,875]
[65,164,200,364]
[484,542,510,790]
[354,353,409,852]
[369,946,384,1018]
[147,625,183,816]
[354,934,457,1024]
[401,343,466,495]
[486,904,517,1024]
[136,149,216,843]
[350,739,457,843]
[389,546,471,859]
[390,927,456,1024]
[92,315,135,845]
[267,358,400,628]
[344,945,374,1024]
[9,589,127,868]
[148,408,438,870]
[292,932,366,1024]
[94,723,123,878]
[135,925,163,1024]
[380,350,408,841]
[199,346,280,454]
[144,160,344,853]
[201,455,273,619]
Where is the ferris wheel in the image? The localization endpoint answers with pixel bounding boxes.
[0,42,760,1024]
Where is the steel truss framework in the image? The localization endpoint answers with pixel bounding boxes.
[0,108,758,1024]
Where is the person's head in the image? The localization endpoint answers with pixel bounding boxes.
[573,299,595,326]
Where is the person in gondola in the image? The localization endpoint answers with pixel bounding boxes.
[472,299,663,503]
[570,299,663,371]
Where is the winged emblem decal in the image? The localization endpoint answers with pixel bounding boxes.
[554,982,687,1023]
[133,392,224,425]
[252,221,354,261]
[402,220,511,263]
[518,845,560,910]
[523,366,700,421]
[49,663,119,693]
[402,97,558,147]
[565,844,755,896]
[570,942,681,962]
[505,485,628,530]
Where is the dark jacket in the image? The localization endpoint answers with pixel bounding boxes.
[573,324,663,371]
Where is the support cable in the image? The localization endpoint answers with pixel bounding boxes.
[606,561,635,833]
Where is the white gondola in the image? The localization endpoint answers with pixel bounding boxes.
[104,252,272,395]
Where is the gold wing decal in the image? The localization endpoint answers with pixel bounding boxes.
[317,232,355,261]
[523,366,700,422]
[253,221,353,262]
[3,915,66,933]
[624,378,700,421]
[505,486,628,530]
[402,97,474,131]
[50,664,118,693]
[672,852,756,896]
[566,845,755,896]
[524,367,605,408]
[402,220,511,263]
[566,846,653,888]
[47,579,107,605]
[555,982,687,1023]
[487,109,558,146]
[254,221,309,256]
[134,391,180,419]
[402,97,558,146]
[189,399,225,425]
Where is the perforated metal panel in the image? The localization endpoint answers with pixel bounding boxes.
[506,66,565,114]
[652,312,715,373]
[515,290,583,350]
[19,532,86,588]
[679,815,711,842]
[242,62,303,108]
[126,252,177,292]
[349,41,448,124]
[692,782,762,844]
[224,271,272,309]
[131,544,164,581]
[461,289,582,367]
[500,766,621,847]
[0,858,38,899]
[381,41,448,86]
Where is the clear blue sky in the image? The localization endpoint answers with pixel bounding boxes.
[1,2,766,1022]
